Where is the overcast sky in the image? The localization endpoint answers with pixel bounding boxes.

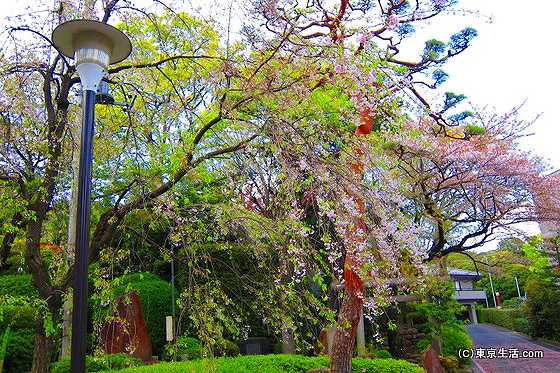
[409,0,560,171]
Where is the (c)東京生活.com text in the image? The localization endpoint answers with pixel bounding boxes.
[458,347,544,359]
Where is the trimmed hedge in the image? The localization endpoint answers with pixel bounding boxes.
[51,353,141,373]
[0,274,37,298]
[103,354,425,373]
[0,328,34,373]
[478,308,530,335]
[0,305,36,331]
[0,305,37,373]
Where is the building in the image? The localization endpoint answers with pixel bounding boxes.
[448,267,487,324]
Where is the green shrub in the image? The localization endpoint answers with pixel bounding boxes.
[440,323,472,367]
[502,297,523,309]
[513,317,530,335]
[212,339,240,357]
[51,353,141,373]
[161,336,202,361]
[438,355,460,373]
[479,308,528,333]
[0,306,36,331]
[351,357,425,373]
[0,306,37,373]
[103,354,426,373]
[363,341,392,359]
[1,328,34,373]
[475,305,485,324]
[0,274,37,298]
[417,323,472,369]
[374,349,393,359]
[523,279,560,341]
[215,354,329,373]
[416,337,430,354]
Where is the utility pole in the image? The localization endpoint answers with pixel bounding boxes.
[486,256,497,308]
[515,277,523,299]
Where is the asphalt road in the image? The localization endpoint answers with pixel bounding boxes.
[465,323,560,373]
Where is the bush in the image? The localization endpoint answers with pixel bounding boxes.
[1,328,34,373]
[161,336,202,361]
[103,354,425,373]
[213,339,240,357]
[479,308,528,332]
[440,323,472,368]
[0,305,37,373]
[350,357,425,373]
[502,297,523,309]
[513,317,530,335]
[0,274,37,298]
[0,305,36,331]
[438,355,460,373]
[417,322,472,370]
[374,349,393,359]
[475,305,485,324]
[51,353,141,373]
[363,340,392,359]
[523,279,560,341]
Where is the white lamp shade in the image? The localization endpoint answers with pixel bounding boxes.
[52,20,132,90]
[52,19,132,64]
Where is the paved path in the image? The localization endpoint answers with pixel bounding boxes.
[465,323,560,373]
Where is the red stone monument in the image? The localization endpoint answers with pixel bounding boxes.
[100,290,153,362]
[421,344,443,373]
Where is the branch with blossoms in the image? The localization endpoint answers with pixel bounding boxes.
[382,109,556,261]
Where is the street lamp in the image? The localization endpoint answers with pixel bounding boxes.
[52,20,131,373]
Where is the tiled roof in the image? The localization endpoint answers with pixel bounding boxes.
[448,267,482,278]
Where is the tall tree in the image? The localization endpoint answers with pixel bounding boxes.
[1,2,232,371]
[244,2,477,371]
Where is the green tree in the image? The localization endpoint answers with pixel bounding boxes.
[523,279,560,340]
[0,3,228,371]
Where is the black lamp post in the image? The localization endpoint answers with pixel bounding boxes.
[52,20,131,373]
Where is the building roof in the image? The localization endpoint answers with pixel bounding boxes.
[448,267,482,278]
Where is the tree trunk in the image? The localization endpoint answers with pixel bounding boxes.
[330,266,364,373]
[25,214,64,372]
[0,212,24,268]
[31,308,60,373]
[330,286,363,373]
[0,228,17,268]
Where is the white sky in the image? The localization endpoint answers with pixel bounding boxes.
[407,0,560,171]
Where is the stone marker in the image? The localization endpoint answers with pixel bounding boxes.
[100,290,153,362]
[421,344,443,373]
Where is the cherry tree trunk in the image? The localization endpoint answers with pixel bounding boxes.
[329,70,375,373]
[330,266,364,373]
[31,316,58,373]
